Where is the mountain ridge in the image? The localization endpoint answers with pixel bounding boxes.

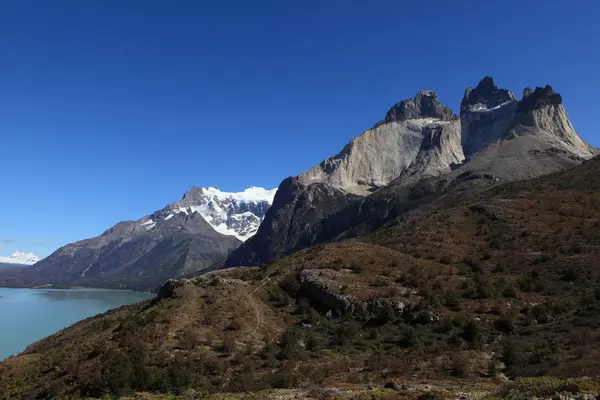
[0,186,275,291]
[224,76,597,268]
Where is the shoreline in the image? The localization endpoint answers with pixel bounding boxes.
[0,285,156,296]
[0,283,158,294]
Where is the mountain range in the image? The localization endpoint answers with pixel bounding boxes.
[3,116,600,399]
[0,187,275,291]
[2,75,600,399]
[0,76,596,293]
[224,77,596,268]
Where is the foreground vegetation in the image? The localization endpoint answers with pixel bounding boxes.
[2,158,600,399]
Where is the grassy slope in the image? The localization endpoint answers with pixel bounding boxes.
[2,158,600,399]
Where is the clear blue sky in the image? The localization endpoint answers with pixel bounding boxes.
[1,0,599,258]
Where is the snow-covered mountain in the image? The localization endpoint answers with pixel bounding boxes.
[0,252,40,266]
[10,186,277,291]
[146,186,277,242]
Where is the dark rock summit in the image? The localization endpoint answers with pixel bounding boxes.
[523,87,534,98]
[461,76,517,111]
[382,90,457,125]
[516,85,562,113]
[460,78,518,158]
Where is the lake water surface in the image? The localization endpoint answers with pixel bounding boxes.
[0,287,154,360]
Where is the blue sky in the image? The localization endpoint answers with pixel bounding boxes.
[1,0,599,258]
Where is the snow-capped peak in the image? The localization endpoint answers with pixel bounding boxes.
[0,251,41,265]
[193,186,277,203]
[171,186,277,241]
[135,186,278,242]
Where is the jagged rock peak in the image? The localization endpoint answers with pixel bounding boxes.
[383,90,457,124]
[523,87,534,98]
[516,85,562,113]
[461,76,517,112]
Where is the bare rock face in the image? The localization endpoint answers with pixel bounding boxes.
[508,85,596,160]
[383,90,457,123]
[298,90,460,195]
[225,91,462,267]
[460,77,518,158]
[395,121,464,185]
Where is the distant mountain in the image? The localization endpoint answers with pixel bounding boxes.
[225,77,597,267]
[165,186,277,241]
[0,252,40,266]
[0,187,275,291]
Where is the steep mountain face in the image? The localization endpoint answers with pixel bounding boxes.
[0,252,40,266]
[224,178,360,267]
[298,90,460,195]
[451,82,597,189]
[0,187,275,291]
[508,85,596,159]
[225,91,464,267]
[225,77,597,268]
[460,76,518,158]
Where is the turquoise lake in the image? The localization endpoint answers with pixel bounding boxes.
[0,287,154,360]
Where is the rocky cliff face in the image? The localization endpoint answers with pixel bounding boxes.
[460,76,518,158]
[450,81,598,190]
[225,91,464,267]
[224,178,360,267]
[224,77,597,268]
[507,85,596,159]
[298,91,459,195]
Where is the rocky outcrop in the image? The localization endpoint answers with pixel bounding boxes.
[224,178,359,267]
[297,269,355,316]
[291,269,432,322]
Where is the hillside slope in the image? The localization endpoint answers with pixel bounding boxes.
[2,155,600,399]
